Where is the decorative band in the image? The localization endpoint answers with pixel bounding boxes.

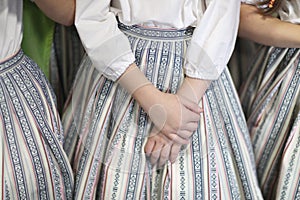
[118,22,194,40]
[0,49,24,72]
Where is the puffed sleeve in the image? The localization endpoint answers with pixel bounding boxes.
[75,0,135,81]
[184,0,241,80]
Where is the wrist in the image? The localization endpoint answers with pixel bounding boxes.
[117,63,167,113]
[132,84,163,113]
[117,63,152,95]
[178,77,211,103]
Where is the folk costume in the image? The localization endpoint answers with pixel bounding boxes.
[63,0,263,199]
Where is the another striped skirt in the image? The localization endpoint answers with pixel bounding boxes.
[0,50,74,199]
[63,24,263,199]
[240,46,300,200]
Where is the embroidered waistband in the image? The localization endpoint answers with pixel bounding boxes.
[118,22,194,40]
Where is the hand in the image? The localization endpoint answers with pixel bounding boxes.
[147,92,200,144]
[144,127,184,167]
[118,64,202,144]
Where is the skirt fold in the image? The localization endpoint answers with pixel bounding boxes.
[0,50,74,199]
[240,46,300,199]
[63,24,262,199]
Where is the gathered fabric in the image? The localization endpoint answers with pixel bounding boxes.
[240,46,300,200]
[0,50,74,199]
[63,24,263,199]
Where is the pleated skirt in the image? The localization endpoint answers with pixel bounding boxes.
[0,50,74,199]
[63,24,262,199]
[240,46,300,200]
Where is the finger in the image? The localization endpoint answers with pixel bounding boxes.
[150,140,164,165]
[169,143,182,163]
[177,95,201,114]
[145,126,164,156]
[144,138,155,157]
[165,132,190,145]
[158,143,171,167]
[181,107,201,123]
[176,129,195,139]
[150,120,190,145]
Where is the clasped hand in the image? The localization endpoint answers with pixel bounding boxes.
[118,64,205,168]
[144,92,201,167]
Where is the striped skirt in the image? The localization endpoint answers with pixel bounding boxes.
[240,46,300,199]
[63,24,263,199]
[0,50,74,199]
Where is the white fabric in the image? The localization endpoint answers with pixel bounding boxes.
[0,0,22,61]
[242,0,300,24]
[75,0,241,81]
[279,1,300,24]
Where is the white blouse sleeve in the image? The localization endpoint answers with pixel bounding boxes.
[279,1,300,24]
[241,0,300,24]
[241,0,256,4]
[75,0,135,81]
[184,0,241,80]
